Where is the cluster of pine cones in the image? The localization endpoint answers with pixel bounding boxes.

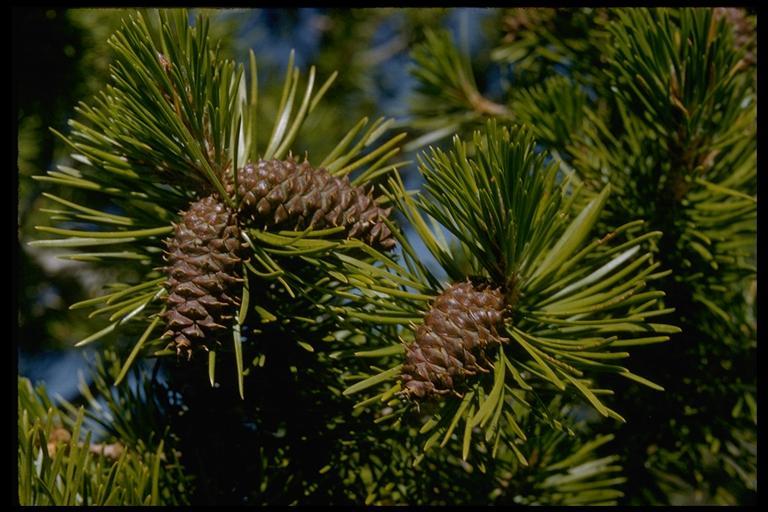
[161,159,511,402]
[161,159,394,359]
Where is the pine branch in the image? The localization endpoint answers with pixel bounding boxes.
[341,121,676,462]
[556,8,757,503]
[18,366,190,506]
[406,29,512,150]
[30,9,407,386]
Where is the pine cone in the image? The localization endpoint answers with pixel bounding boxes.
[401,282,507,400]
[232,159,395,250]
[162,195,244,359]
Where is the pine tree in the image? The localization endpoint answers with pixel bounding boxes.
[18,7,756,505]
[403,6,756,504]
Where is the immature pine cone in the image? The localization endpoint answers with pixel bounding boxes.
[401,282,507,400]
[233,159,395,250]
[162,195,244,359]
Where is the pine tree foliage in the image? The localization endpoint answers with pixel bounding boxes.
[17,354,190,505]
[29,9,406,391]
[492,7,611,88]
[406,9,612,150]
[488,400,626,506]
[341,121,676,463]
[514,9,756,503]
[403,6,756,505]
[349,398,627,505]
[19,7,756,506]
[23,8,412,506]
[407,29,511,149]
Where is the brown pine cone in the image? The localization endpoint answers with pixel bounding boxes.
[401,281,507,400]
[232,159,395,251]
[161,195,244,359]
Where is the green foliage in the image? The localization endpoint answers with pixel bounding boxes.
[491,7,611,88]
[342,121,676,463]
[17,361,190,505]
[17,8,136,354]
[355,400,627,506]
[607,9,750,140]
[30,9,406,389]
[407,29,511,149]
[20,7,756,506]
[594,8,756,293]
[407,8,755,504]
[510,75,588,151]
[397,6,756,505]
[405,9,613,150]
[489,403,626,506]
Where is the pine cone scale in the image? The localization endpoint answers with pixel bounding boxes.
[233,159,395,250]
[162,195,243,359]
[401,281,507,399]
